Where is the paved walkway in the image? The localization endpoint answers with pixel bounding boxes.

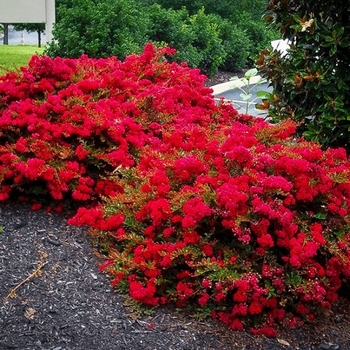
[211,76,272,117]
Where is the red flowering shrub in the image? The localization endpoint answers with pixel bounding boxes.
[1,44,350,337]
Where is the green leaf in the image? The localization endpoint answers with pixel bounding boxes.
[240,93,252,100]
[256,90,271,99]
[256,78,267,85]
[330,45,337,56]
[244,68,258,79]
[339,39,350,47]
[333,26,344,37]
[313,213,327,220]
[302,131,320,142]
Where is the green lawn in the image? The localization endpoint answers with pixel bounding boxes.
[0,45,45,73]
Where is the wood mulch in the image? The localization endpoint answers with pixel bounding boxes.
[1,72,350,349]
[2,203,350,350]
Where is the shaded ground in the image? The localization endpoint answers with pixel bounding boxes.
[1,73,350,350]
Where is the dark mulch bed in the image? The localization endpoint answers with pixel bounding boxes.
[1,203,350,350]
[1,74,350,350]
[205,71,237,87]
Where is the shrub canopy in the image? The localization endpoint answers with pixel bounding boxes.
[1,45,350,337]
[46,0,277,75]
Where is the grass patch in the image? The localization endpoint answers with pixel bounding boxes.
[0,45,45,73]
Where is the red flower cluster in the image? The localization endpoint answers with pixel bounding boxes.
[1,44,350,337]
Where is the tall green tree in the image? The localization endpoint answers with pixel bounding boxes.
[258,0,350,151]
[13,23,45,47]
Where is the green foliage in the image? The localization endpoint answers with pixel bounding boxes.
[215,19,250,72]
[229,68,269,114]
[175,8,226,76]
[45,0,150,59]
[258,0,350,152]
[1,47,350,337]
[238,12,279,63]
[147,4,247,74]
[145,4,189,49]
[47,0,276,75]
[141,0,278,70]
[48,1,227,76]
[141,0,265,21]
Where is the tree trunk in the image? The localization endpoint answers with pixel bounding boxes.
[37,30,41,48]
[3,24,9,45]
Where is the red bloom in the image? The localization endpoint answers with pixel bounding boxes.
[201,278,212,289]
[230,318,244,331]
[257,234,274,248]
[310,222,326,245]
[201,243,214,257]
[176,281,194,300]
[143,198,172,227]
[233,291,248,303]
[75,144,89,160]
[248,301,263,315]
[198,292,210,306]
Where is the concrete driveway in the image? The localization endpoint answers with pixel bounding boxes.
[211,75,273,117]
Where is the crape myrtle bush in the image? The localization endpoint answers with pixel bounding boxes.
[1,45,350,337]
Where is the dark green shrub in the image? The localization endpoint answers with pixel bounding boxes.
[215,20,250,72]
[141,0,265,21]
[140,0,278,72]
[257,0,350,151]
[48,1,225,76]
[238,12,279,64]
[45,0,150,59]
[146,6,226,76]
[47,0,276,76]
[180,8,226,76]
[145,4,190,49]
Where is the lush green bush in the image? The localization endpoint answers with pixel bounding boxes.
[47,0,276,74]
[45,0,150,59]
[141,0,278,70]
[1,46,350,337]
[215,19,251,72]
[178,8,226,76]
[257,0,350,152]
[238,12,279,64]
[145,4,190,49]
[141,0,265,21]
[48,1,227,75]
[146,6,226,76]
